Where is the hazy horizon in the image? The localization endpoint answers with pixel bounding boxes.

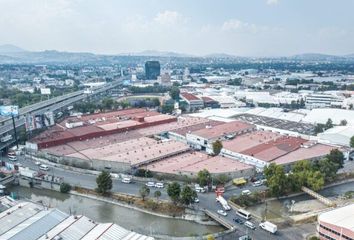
[1,0,353,57]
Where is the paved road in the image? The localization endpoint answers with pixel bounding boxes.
[4,155,315,239]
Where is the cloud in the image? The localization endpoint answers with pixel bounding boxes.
[221,19,281,35]
[153,10,186,26]
[266,0,279,5]
[221,19,260,33]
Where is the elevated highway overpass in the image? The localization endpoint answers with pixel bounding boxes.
[0,79,125,151]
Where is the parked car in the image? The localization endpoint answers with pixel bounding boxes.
[121,177,131,184]
[239,235,252,240]
[39,164,49,171]
[35,161,41,166]
[196,187,205,193]
[244,221,256,230]
[155,182,164,188]
[242,189,252,195]
[252,181,263,187]
[194,198,200,203]
[145,182,155,187]
[233,218,244,224]
[217,209,227,216]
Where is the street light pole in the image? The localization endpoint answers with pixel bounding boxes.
[11,113,18,149]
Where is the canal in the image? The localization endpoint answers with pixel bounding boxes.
[8,186,224,237]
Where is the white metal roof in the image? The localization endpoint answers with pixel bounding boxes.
[318,204,354,232]
[0,202,42,236]
[303,108,354,126]
[0,200,155,240]
[6,209,68,240]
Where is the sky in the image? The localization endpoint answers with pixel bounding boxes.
[0,0,353,56]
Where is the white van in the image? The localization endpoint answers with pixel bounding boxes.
[121,177,131,184]
[244,221,256,230]
[39,164,49,171]
[155,182,164,188]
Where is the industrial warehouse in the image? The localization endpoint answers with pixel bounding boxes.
[27,109,335,177]
[26,108,337,178]
[0,196,154,240]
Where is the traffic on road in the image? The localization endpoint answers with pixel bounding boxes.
[2,153,305,239]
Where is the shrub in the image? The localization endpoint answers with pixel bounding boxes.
[60,183,72,193]
[135,169,153,178]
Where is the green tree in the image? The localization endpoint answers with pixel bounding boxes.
[161,104,174,114]
[102,98,115,110]
[306,171,324,191]
[119,100,130,109]
[264,163,289,197]
[60,182,72,193]
[212,140,223,155]
[340,119,348,126]
[167,182,181,204]
[96,171,112,195]
[292,160,325,191]
[139,185,150,201]
[314,158,338,182]
[180,185,197,205]
[169,86,180,100]
[350,136,354,148]
[197,169,212,187]
[292,160,313,188]
[314,124,325,134]
[327,149,344,169]
[152,98,160,107]
[214,174,230,185]
[325,118,333,129]
[154,190,161,201]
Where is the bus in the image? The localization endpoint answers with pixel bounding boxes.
[236,208,251,220]
[8,152,17,161]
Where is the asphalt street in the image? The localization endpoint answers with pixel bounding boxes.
[3,155,316,239]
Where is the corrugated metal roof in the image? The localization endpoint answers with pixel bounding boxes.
[0,200,154,240]
[8,209,68,240]
[59,216,97,240]
[37,215,79,240]
[0,202,42,236]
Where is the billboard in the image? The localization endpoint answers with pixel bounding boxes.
[0,105,19,117]
[25,112,55,131]
[40,88,51,95]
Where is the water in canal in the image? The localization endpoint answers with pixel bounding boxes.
[8,186,224,237]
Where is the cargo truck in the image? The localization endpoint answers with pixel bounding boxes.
[259,221,277,234]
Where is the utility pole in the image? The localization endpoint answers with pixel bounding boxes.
[11,113,18,149]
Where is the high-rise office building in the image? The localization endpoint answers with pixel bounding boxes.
[145,61,160,80]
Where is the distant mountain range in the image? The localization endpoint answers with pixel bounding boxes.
[0,44,353,64]
[291,53,354,61]
[122,50,195,58]
[0,44,26,53]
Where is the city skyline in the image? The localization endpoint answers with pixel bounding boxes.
[0,0,354,57]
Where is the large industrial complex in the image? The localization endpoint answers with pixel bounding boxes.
[26,108,337,179]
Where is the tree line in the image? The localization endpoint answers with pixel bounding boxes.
[264,149,344,197]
